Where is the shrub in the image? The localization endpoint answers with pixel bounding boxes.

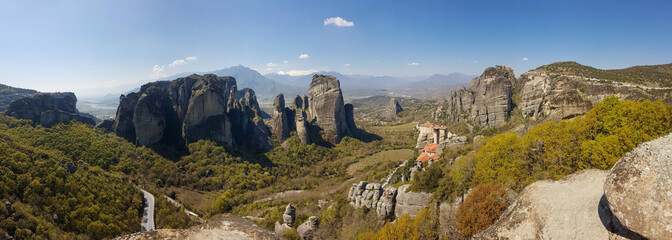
[456,183,508,238]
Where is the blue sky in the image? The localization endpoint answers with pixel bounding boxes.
[1,0,671,97]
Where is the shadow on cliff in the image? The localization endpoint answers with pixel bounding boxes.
[597,194,647,240]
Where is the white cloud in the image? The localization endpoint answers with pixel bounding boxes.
[344,63,351,67]
[151,64,166,79]
[169,59,187,67]
[266,62,278,67]
[168,56,198,67]
[473,60,479,64]
[299,54,310,59]
[324,17,354,27]
[408,62,420,66]
[282,60,289,64]
[276,69,319,76]
[522,57,529,61]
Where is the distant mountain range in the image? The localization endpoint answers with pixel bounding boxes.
[151,66,475,101]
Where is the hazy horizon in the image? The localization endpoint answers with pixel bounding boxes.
[1,0,671,97]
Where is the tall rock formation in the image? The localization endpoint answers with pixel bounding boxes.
[381,98,403,120]
[444,66,514,128]
[6,92,95,127]
[307,75,353,143]
[103,74,271,152]
[271,94,290,143]
[269,75,355,145]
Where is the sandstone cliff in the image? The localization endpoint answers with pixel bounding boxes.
[307,75,353,144]
[6,92,96,127]
[444,66,514,128]
[270,75,354,145]
[102,74,271,152]
[381,98,403,120]
[517,71,649,120]
[475,169,642,240]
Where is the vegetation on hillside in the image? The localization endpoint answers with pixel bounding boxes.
[391,97,672,238]
[0,115,143,239]
[536,61,672,87]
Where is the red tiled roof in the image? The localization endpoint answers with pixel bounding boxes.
[423,143,439,153]
[416,152,440,164]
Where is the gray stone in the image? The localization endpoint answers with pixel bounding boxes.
[6,92,96,127]
[109,74,271,152]
[475,169,643,240]
[297,216,319,240]
[604,133,672,240]
[394,184,432,218]
[306,75,352,144]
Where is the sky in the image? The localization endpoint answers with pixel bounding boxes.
[1,0,671,97]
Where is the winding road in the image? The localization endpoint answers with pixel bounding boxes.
[140,189,155,231]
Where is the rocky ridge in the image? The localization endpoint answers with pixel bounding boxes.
[347,182,431,219]
[444,66,515,128]
[271,75,355,145]
[100,74,271,152]
[441,64,672,128]
[6,92,96,127]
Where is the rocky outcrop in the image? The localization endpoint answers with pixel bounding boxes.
[106,74,271,151]
[347,182,397,218]
[271,94,290,143]
[517,71,655,120]
[475,169,642,240]
[115,215,276,240]
[0,84,38,111]
[394,184,432,218]
[307,75,353,143]
[270,75,356,145]
[274,204,296,235]
[6,92,95,127]
[344,103,357,131]
[604,133,672,240]
[443,66,514,128]
[297,216,318,240]
[381,98,403,120]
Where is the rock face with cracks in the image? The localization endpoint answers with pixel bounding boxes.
[307,75,353,144]
[101,74,271,152]
[475,169,644,240]
[7,92,95,127]
[444,66,515,128]
[604,132,672,240]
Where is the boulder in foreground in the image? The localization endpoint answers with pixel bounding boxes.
[605,133,672,240]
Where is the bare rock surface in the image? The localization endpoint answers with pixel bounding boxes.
[605,133,672,240]
[114,215,275,240]
[109,74,270,152]
[271,94,290,143]
[475,169,643,240]
[307,75,352,143]
[394,184,432,218]
[443,66,514,128]
[297,216,318,240]
[6,92,96,127]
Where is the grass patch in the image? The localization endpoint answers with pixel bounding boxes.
[346,149,413,176]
